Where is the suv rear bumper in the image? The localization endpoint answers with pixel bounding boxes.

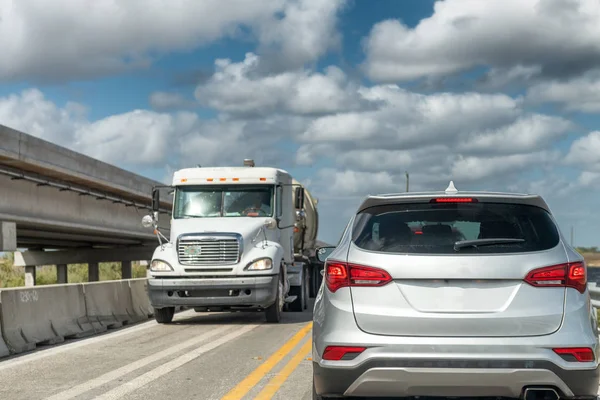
[147,275,278,309]
[313,358,600,398]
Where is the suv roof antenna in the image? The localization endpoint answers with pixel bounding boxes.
[445,181,458,194]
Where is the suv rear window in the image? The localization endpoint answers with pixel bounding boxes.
[351,202,560,254]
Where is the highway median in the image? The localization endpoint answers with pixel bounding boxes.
[0,278,156,357]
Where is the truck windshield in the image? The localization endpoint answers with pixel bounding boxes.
[173,185,274,218]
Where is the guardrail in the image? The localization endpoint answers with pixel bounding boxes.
[589,282,600,309]
[0,278,154,358]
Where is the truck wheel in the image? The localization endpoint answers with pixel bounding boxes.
[310,265,320,298]
[265,272,283,323]
[154,307,174,324]
[289,266,308,312]
[302,265,309,310]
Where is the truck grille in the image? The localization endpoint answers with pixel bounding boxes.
[177,237,241,266]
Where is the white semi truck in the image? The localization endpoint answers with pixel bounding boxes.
[141,159,323,323]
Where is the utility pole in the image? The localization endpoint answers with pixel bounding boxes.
[405,171,409,192]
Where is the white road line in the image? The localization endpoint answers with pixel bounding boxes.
[93,324,260,400]
[44,324,233,400]
[0,309,198,372]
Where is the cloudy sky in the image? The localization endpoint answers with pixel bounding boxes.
[1,0,599,246]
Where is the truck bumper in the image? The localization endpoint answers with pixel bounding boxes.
[147,275,278,309]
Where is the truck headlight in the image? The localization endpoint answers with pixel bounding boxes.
[245,258,273,271]
[150,260,173,272]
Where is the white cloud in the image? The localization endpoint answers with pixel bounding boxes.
[451,151,558,182]
[298,87,523,147]
[0,0,346,82]
[362,0,600,83]
[457,115,574,155]
[76,110,200,166]
[0,88,87,146]
[177,115,307,169]
[194,53,362,116]
[565,131,600,170]
[289,82,573,197]
[0,88,307,171]
[149,92,194,110]
[296,85,571,167]
[314,169,400,197]
[526,73,600,113]
[255,0,348,72]
[1,77,575,205]
[578,171,600,187]
[0,89,194,167]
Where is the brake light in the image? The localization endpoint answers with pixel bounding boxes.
[524,262,586,293]
[325,261,392,293]
[553,347,594,362]
[431,197,477,203]
[325,262,348,293]
[322,346,367,361]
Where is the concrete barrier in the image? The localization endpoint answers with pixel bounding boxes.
[0,278,156,358]
[84,280,142,329]
[0,313,9,357]
[0,284,96,354]
[129,279,154,319]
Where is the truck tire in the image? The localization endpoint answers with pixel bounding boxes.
[289,265,309,312]
[310,264,322,298]
[265,272,283,323]
[154,307,174,324]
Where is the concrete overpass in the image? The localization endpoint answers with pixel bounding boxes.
[0,124,172,285]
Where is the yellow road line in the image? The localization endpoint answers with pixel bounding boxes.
[252,338,312,400]
[220,322,313,400]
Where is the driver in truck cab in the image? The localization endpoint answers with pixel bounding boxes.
[241,192,271,216]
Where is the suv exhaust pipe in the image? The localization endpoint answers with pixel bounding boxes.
[523,387,560,400]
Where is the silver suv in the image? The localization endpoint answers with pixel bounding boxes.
[312,184,599,400]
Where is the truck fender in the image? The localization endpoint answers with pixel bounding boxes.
[287,261,305,287]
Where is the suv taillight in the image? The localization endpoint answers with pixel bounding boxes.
[325,261,392,293]
[524,261,586,293]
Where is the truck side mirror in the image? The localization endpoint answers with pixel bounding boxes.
[151,188,160,213]
[295,187,305,209]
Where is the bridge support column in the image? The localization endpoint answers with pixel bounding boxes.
[25,266,36,287]
[57,264,68,284]
[89,262,99,282]
[0,221,16,251]
[122,261,132,279]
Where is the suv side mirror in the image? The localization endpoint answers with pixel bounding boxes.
[316,246,335,263]
[295,187,305,209]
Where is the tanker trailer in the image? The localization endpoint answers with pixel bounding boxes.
[291,179,323,300]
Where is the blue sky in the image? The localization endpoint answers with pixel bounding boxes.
[1,0,600,246]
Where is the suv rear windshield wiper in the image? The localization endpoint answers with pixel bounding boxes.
[454,238,525,251]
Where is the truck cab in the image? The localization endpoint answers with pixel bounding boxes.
[141,160,308,323]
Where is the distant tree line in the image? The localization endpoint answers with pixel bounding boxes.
[576,247,599,253]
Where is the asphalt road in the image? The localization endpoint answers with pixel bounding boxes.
[2,286,600,400]
[0,306,314,400]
